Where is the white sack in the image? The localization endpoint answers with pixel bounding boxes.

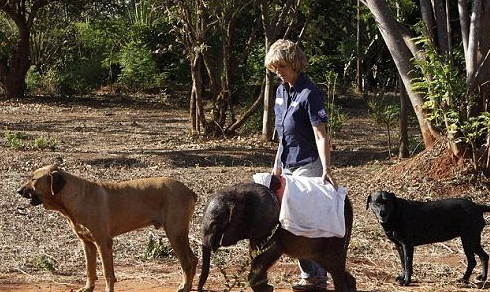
[280,175,346,238]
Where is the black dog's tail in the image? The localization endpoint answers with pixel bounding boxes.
[478,204,490,213]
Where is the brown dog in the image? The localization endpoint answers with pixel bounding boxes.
[17,164,198,292]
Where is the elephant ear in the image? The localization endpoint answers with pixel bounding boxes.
[219,202,247,246]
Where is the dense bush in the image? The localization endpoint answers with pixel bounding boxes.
[118,40,160,89]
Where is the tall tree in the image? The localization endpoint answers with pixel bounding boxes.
[0,0,60,97]
[164,0,209,135]
[362,0,490,171]
[361,0,437,147]
[259,0,295,141]
[165,0,260,137]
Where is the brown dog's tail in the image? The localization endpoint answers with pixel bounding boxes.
[197,245,211,292]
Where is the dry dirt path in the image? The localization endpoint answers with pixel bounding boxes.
[1,96,488,292]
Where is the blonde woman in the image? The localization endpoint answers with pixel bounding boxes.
[265,39,337,292]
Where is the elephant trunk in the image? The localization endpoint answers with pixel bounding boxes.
[198,244,211,292]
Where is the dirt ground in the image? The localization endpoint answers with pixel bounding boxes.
[1,95,490,292]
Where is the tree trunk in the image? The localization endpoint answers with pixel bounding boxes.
[419,0,436,43]
[398,75,410,158]
[466,0,482,86]
[260,0,295,142]
[362,0,437,147]
[433,0,449,54]
[459,0,470,62]
[479,0,490,113]
[356,0,362,93]
[190,54,207,134]
[262,69,275,141]
[0,28,30,98]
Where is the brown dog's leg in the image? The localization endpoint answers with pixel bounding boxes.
[77,240,98,292]
[167,232,197,292]
[96,238,116,292]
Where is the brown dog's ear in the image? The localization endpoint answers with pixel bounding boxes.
[49,171,66,195]
[366,194,372,210]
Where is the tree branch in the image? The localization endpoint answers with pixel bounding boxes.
[225,78,265,134]
[275,0,294,34]
[296,7,312,45]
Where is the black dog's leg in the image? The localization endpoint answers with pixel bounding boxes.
[399,244,414,286]
[248,239,282,292]
[475,243,489,282]
[393,242,406,283]
[461,236,478,283]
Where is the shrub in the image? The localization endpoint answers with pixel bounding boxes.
[118,40,159,89]
[143,234,172,260]
[3,129,57,150]
[4,129,26,150]
[31,255,56,272]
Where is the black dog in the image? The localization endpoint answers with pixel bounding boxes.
[367,190,490,286]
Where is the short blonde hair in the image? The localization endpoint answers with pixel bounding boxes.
[264,39,307,73]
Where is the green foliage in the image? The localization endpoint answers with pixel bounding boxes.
[31,137,57,150]
[0,13,16,59]
[411,34,466,133]
[4,129,27,150]
[31,255,56,272]
[411,33,490,170]
[368,96,400,157]
[326,102,346,137]
[119,40,160,89]
[324,71,346,138]
[143,234,173,260]
[25,66,43,94]
[240,111,262,135]
[3,129,57,150]
[368,99,399,128]
[454,113,490,171]
[243,43,266,84]
[58,57,106,94]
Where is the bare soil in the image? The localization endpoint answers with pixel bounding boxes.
[1,95,490,292]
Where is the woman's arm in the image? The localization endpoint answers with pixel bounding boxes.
[272,143,283,176]
[312,123,338,190]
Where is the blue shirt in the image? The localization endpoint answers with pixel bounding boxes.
[274,73,328,169]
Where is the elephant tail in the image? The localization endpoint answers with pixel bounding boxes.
[198,244,211,292]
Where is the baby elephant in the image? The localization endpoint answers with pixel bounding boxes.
[367,190,490,286]
[198,182,356,292]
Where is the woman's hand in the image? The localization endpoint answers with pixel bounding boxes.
[322,171,338,191]
[272,166,282,176]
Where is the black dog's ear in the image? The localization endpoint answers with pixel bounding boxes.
[387,191,397,200]
[49,171,66,195]
[366,194,372,210]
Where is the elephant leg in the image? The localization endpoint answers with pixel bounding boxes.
[248,239,282,292]
[316,258,350,292]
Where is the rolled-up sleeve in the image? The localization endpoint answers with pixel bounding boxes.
[307,89,328,126]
